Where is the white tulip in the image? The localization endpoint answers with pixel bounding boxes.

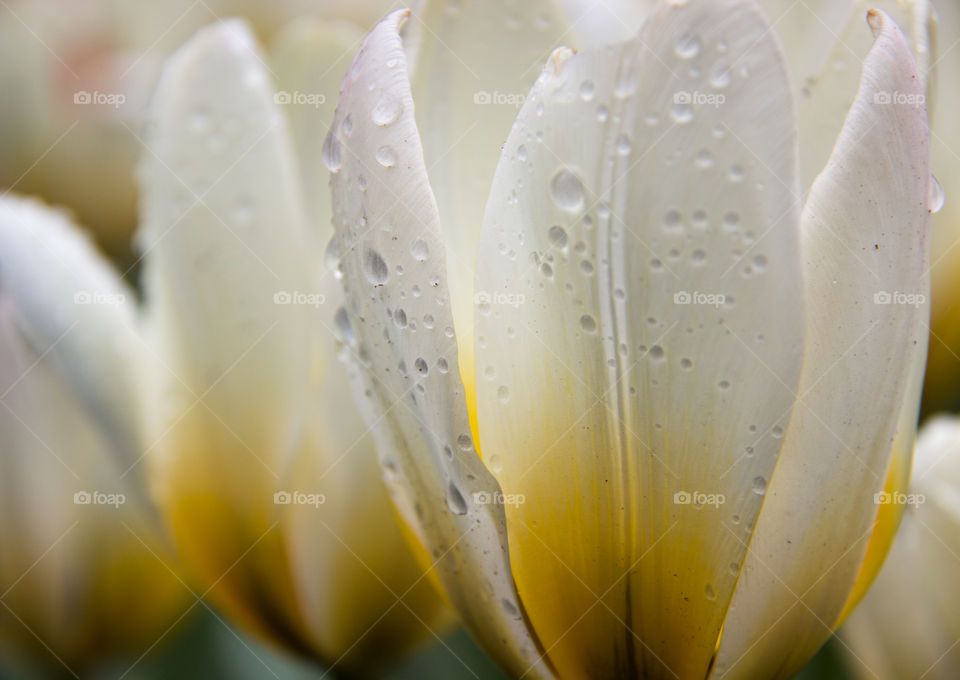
[326,1,935,677]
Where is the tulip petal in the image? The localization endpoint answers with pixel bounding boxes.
[760,0,936,192]
[714,11,931,678]
[271,18,365,235]
[327,10,553,678]
[405,0,572,410]
[475,1,802,676]
[138,19,315,648]
[0,196,142,476]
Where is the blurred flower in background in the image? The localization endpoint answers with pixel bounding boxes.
[326,0,933,678]
[0,197,186,677]
[839,417,960,680]
[136,16,450,675]
[0,0,394,263]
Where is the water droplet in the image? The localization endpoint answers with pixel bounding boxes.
[705,583,716,600]
[437,357,449,373]
[324,238,342,279]
[752,476,767,495]
[728,165,744,182]
[675,32,702,59]
[517,144,527,161]
[362,247,388,285]
[648,345,665,360]
[579,80,595,101]
[664,209,683,230]
[376,145,397,167]
[580,259,595,275]
[752,254,767,270]
[771,426,784,439]
[710,64,731,89]
[372,93,402,125]
[718,379,730,390]
[501,598,520,617]
[929,174,945,213]
[550,169,586,212]
[597,105,609,122]
[458,433,474,451]
[548,225,568,248]
[723,212,740,230]
[670,103,694,124]
[580,314,597,333]
[691,210,708,228]
[447,483,468,515]
[321,130,342,172]
[393,308,407,328]
[695,149,714,169]
[680,357,693,369]
[497,386,511,404]
[615,133,633,156]
[341,114,354,136]
[415,357,428,375]
[489,454,504,473]
[411,238,429,262]
[335,306,354,345]
[691,249,706,263]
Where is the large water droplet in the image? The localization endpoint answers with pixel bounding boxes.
[751,476,767,496]
[362,247,388,285]
[446,483,468,515]
[580,314,597,333]
[321,130,342,172]
[550,169,586,213]
[457,433,474,451]
[929,174,945,213]
[411,238,430,262]
[670,103,694,124]
[372,93,402,125]
[548,225,568,248]
[675,32,702,59]
[414,357,428,375]
[335,306,354,345]
[376,145,397,167]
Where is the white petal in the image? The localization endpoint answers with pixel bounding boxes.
[327,10,553,678]
[766,0,936,192]
[406,0,573,399]
[0,195,142,473]
[554,0,654,45]
[137,19,317,638]
[271,18,365,236]
[139,18,314,478]
[715,10,931,678]
[475,0,802,676]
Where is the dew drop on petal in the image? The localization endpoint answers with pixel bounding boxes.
[362,247,389,285]
[321,130,342,172]
[550,169,586,212]
[371,92,402,125]
[929,174,945,213]
[375,144,397,167]
[411,238,430,262]
[446,483,468,515]
[580,314,597,333]
[675,32,702,59]
[548,225,569,248]
[752,476,767,496]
